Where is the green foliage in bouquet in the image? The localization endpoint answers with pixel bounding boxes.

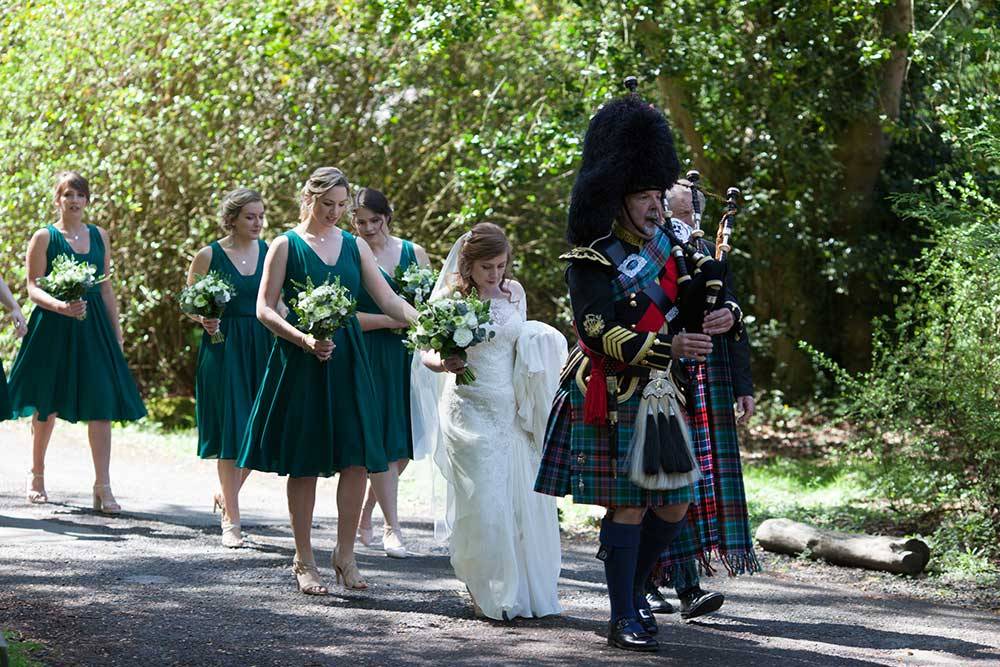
[393,264,439,306]
[289,276,357,342]
[179,271,236,343]
[38,255,109,320]
[406,289,494,384]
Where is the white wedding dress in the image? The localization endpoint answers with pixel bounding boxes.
[434,286,564,620]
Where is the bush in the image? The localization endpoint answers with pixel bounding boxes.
[805,124,1000,561]
[0,0,592,396]
[144,395,197,431]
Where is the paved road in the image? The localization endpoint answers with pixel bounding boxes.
[1,421,998,666]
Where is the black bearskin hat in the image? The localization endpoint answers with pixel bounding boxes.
[567,90,680,246]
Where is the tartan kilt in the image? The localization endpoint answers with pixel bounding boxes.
[535,370,693,508]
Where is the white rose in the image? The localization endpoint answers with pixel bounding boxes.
[453,327,473,347]
[464,312,478,327]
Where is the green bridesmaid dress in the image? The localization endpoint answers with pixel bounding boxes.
[195,240,272,459]
[237,230,387,477]
[0,362,11,420]
[356,239,417,462]
[8,224,147,422]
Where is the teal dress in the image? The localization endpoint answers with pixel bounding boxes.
[195,240,272,459]
[237,230,387,477]
[357,240,417,462]
[0,363,11,420]
[8,224,147,422]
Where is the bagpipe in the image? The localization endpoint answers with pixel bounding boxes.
[612,77,746,489]
[630,178,742,490]
[657,170,741,335]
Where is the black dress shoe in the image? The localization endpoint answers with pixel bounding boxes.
[679,587,725,620]
[645,584,676,615]
[636,606,658,635]
[607,618,659,652]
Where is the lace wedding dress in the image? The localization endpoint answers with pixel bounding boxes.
[436,289,563,620]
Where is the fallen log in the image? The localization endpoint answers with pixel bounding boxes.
[755,518,931,575]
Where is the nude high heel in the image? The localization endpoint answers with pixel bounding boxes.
[332,547,368,590]
[92,484,121,514]
[212,492,225,516]
[292,559,328,596]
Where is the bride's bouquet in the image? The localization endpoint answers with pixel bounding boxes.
[39,254,109,320]
[394,264,438,306]
[406,290,494,385]
[179,271,236,343]
[289,276,357,352]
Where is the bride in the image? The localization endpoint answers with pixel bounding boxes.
[412,222,565,621]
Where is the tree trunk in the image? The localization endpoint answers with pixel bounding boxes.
[756,518,931,575]
[830,0,914,371]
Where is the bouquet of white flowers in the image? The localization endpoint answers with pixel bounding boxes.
[38,254,109,320]
[179,271,236,343]
[393,264,439,306]
[289,276,357,346]
[406,289,494,385]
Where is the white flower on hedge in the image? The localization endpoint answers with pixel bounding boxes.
[453,327,473,347]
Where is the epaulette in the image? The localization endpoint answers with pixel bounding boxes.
[559,247,612,268]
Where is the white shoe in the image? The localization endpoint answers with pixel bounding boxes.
[383,526,409,558]
[221,520,243,548]
[26,472,48,504]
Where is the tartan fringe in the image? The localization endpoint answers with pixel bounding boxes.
[720,549,762,577]
[658,547,761,591]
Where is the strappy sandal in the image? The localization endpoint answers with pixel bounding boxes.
[292,559,328,596]
[332,547,368,590]
[92,484,121,514]
[26,472,48,504]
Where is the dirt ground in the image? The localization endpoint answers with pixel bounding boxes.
[2,421,998,666]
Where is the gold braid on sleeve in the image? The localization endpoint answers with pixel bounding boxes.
[601,326,638,363]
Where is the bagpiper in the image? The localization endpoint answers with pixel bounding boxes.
[642,178,761,620]
[535,81,726,652]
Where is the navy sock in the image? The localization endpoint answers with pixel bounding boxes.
[633,511,686,610]
[598,518,642,623]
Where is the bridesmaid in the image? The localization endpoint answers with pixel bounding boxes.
[186,188,271,548]
[237,167,418,596]
[0,275,29,422]
[352,187,429,559]
[10,171,147,511]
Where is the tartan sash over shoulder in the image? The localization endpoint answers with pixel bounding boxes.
[609,228,673,300]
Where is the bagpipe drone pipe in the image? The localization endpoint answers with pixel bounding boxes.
[655,171,741,336]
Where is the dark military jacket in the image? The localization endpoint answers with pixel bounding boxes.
[562,228,752,397]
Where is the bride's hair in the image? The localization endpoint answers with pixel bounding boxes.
[456,222,515,301]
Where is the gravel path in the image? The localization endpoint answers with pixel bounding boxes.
[1,421,998,666]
